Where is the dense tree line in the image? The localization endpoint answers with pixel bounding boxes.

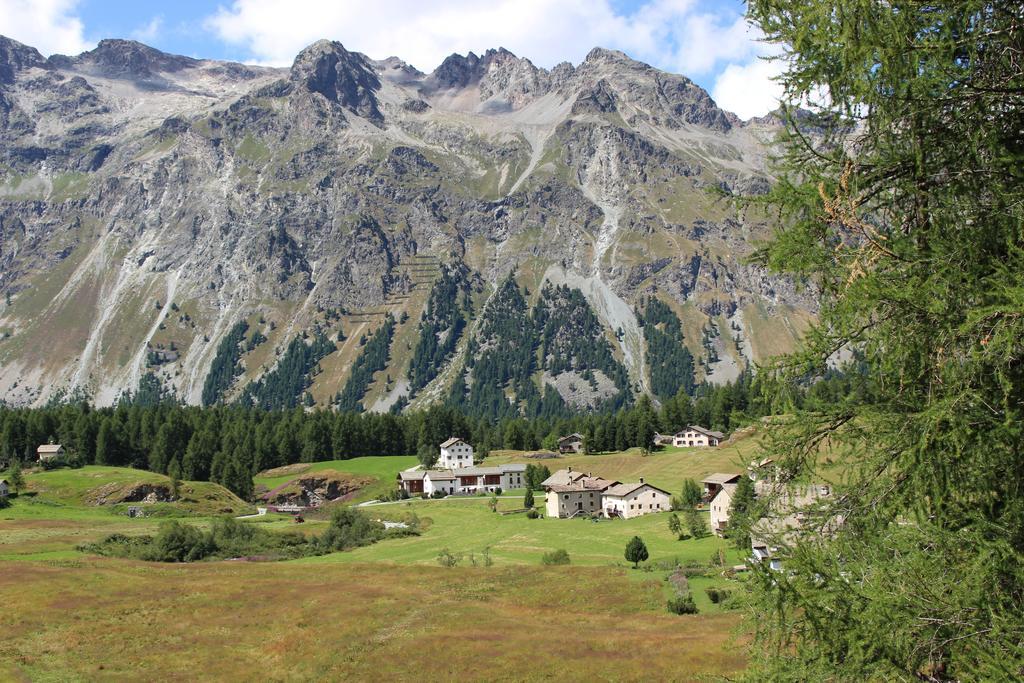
[240,331,335,410]
[639,297,695,400]
[407,265,473,395]
[335,316,396,412]
[201,321,250,406]
[0,362,832,501]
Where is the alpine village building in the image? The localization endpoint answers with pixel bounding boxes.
[672,426,725,448]
[397,438,526,496]
[542,467,672,520]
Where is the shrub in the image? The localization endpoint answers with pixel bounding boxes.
[705,587,733,604]
[667,594,699,615]
[526,508,539,519]
[437,547,460,567]
[493,487,502,496]
[541,549,571,565]
[431,490,446,499]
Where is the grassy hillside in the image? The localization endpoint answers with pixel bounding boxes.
[255,455,419,504]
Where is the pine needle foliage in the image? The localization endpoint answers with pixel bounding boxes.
[743,1,1024,679]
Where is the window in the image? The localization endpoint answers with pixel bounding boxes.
[564,494,569,500]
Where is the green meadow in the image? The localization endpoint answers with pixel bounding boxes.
[0,444,759,680]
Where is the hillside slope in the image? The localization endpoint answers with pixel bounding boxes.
[0,36,815,410]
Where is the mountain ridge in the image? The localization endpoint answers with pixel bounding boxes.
[0,34,814,411]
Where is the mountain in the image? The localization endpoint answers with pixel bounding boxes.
[0,36,815,412]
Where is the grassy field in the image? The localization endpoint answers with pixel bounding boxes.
[0,560,745,682]
[0,445,757,680]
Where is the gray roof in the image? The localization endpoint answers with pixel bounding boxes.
[440,437,466,448]
[37,444,63,453]
[702,473,742,486]
[558,433,584,442]
[499,464,527,472]
[397,470,425,481]
[541,468,586,487]
[424,470,456,480]
[687,426,725,439]
[605,481,672,498]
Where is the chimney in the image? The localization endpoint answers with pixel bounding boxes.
[640,477,645,485]
[567,466,571,473]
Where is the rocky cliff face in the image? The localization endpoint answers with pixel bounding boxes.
[0,35,815,409]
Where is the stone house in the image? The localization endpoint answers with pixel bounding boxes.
[544,474,618,518]
[0,479,8,498]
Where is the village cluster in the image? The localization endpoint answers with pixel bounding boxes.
[14,431,830,571]
[395,431,832,570]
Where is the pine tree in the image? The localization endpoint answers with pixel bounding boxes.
[680,478,703,508]
[524,488,534,509]
[8,460,24,494]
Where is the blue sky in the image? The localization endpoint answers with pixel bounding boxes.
[0,0,783,118]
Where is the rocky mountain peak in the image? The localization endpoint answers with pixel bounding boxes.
[69,39,199,78]
[290,39,383,124]
[429,51,484,89]
[0,35,48,85]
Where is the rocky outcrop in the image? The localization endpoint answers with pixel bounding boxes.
[290,40,383,124]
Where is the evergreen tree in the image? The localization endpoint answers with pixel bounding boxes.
[742,1,1024,679]
[680,479,702,508]
[524,488,534,509]
[685,508,708,539]
[7,460,24,494]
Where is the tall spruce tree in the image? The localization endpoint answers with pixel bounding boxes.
[743,1,1024,679]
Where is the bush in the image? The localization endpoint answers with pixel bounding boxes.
[493,487,502,496]
[667,594,699,615]
[431,490,446,499]
[541,549,571,565]
[705,587,733,604]
[526,508,539,519]
[437,547,460,567]
[145,520,214,562]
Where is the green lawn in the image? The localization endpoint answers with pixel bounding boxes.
[304,497,743,568]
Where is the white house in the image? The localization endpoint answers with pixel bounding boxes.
[398,463,526,496]
[602,479,672,520]
[437,437,474,469]
[37,444,64,463]
[673,426,725,448]
[709,483,738,535]
[540,467,586,488]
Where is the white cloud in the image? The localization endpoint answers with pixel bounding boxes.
[204,0,784,118]
[0,0,92,56]
[712,56,785,120]
[131,16,163,44]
